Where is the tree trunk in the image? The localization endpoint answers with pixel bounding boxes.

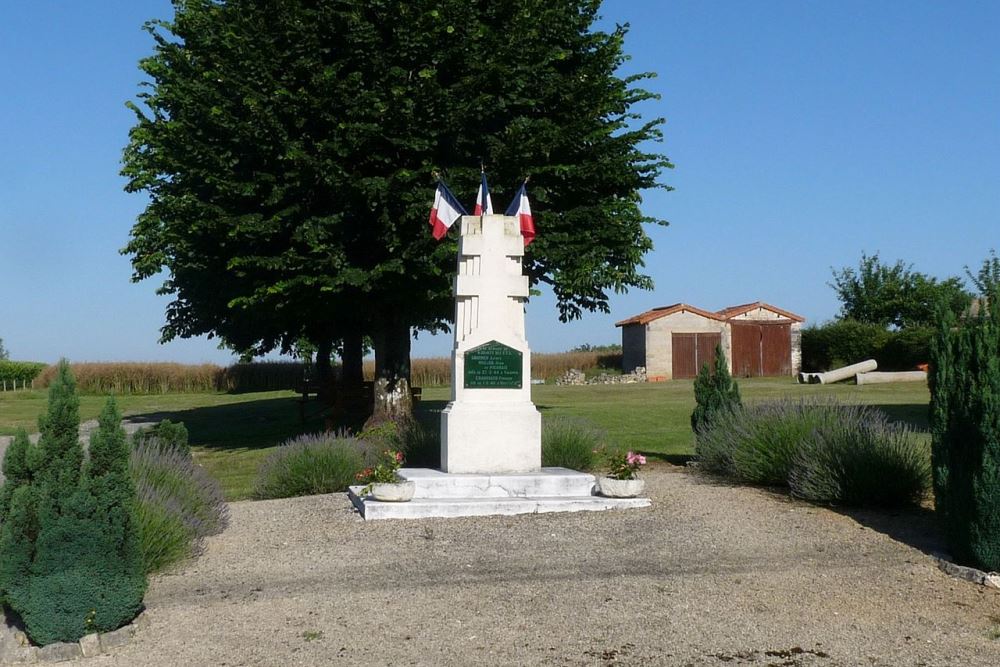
[371,317,412,424]
[335,329,370,426]
[314,338,335,404]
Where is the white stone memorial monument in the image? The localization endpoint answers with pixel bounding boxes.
[349,213,650,519]
[440,214,541,473]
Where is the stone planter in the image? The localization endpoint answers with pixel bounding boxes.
[371,481,416,502]
[597,477,645,498]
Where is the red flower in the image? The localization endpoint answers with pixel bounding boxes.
[394,451,404,463]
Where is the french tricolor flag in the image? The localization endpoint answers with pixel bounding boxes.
[505,181,536,247]
[473,171,493,216]
[428,180,468,240]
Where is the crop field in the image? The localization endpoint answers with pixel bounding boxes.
[0,378,930,501]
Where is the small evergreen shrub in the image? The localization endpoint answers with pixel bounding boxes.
[131,419,190,456]
[691,345,741,435]
[129,442,229,573]
[541,417,603,471]
[930,289,1000,571]
[253,432,371,499]
[789,408,929,507]
[0,363,146,645]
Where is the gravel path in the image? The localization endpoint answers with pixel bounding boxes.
[50,467,999,667]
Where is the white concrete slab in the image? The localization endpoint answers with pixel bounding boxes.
[348,467,651,520]
[398,467,596,498]
[348,488,650,520]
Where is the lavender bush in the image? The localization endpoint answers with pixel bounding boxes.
[696,399,930,507]
[129,440,228,573]
[252,432,372,500]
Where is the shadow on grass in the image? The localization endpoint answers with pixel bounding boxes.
[128,397,328,452]
[638,451,695,467]
[128,396,454,453]
[872,403,930,431]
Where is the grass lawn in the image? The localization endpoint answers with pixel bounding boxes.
[0,378,931,501]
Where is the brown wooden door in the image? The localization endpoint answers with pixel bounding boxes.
[697,333,721,374]
[672,333,697,379]
[730,321,791,377]
[760,322,791,375]
[731,322,761,378]
[672,332,721,379]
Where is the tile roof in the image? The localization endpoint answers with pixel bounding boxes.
[615,303,725,327]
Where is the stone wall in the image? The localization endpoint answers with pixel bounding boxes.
[555,367,646,386]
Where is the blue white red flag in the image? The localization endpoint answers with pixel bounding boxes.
[505,181,535,246]
[428,180,468,240]
[473,171,494,216]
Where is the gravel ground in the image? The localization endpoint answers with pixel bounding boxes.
[39,467,1000,666]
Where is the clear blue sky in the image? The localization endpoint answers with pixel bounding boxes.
[1,1,998,364]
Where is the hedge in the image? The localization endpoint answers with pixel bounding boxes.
[0,361,47,385]
[801,320,933,372]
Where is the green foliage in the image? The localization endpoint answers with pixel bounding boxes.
[131,419,190,456]
[801,320,933,371]
[789,411,929,507]
[34,361,82,502]
[356,448,406,492]
[830,252,971,328]
[253,432,371,499]
[0,337,7,360]
[930,292,1000,571]
[691,346,741,434]
[398,419,440,469]
[697,399,930,507]
[0,361,46,385]
[0,429,31,520]
[0,367,146,645]
[541,417,603,471]
[130,441,229,573]
[121,0,671,367]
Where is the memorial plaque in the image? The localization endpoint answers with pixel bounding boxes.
[464,340,523,389]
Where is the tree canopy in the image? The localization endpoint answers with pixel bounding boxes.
[0,338,7,360]
[829,253,971,329]
[122,0,671,410]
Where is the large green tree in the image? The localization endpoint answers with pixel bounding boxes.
[123,0,671,417]
[829,253,971,329]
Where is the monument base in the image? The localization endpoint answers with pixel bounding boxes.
[348,467,651,520]
[440,401,541,473]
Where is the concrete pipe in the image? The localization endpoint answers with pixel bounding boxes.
[855,370,927,385]
[814,359,878,385]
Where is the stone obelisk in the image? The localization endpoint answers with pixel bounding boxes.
[440,214,542,473]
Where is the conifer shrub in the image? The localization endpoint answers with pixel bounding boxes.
[691,345,741,435]
[0,363,147,645]
[541,417,603,471]
[131,419,190,456]
[253,432,371,499]
[930,292,1000,571]
[129,441,228,573]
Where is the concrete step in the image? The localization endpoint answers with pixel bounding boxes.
[398,467,597,499]
[348,488,650,520]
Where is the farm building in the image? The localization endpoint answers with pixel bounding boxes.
[616,301,804,380]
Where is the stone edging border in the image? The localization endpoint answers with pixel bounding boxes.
[935,556,1000,589]
[0,611,147,664]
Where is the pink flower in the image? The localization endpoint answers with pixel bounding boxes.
[626,452,647,466]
